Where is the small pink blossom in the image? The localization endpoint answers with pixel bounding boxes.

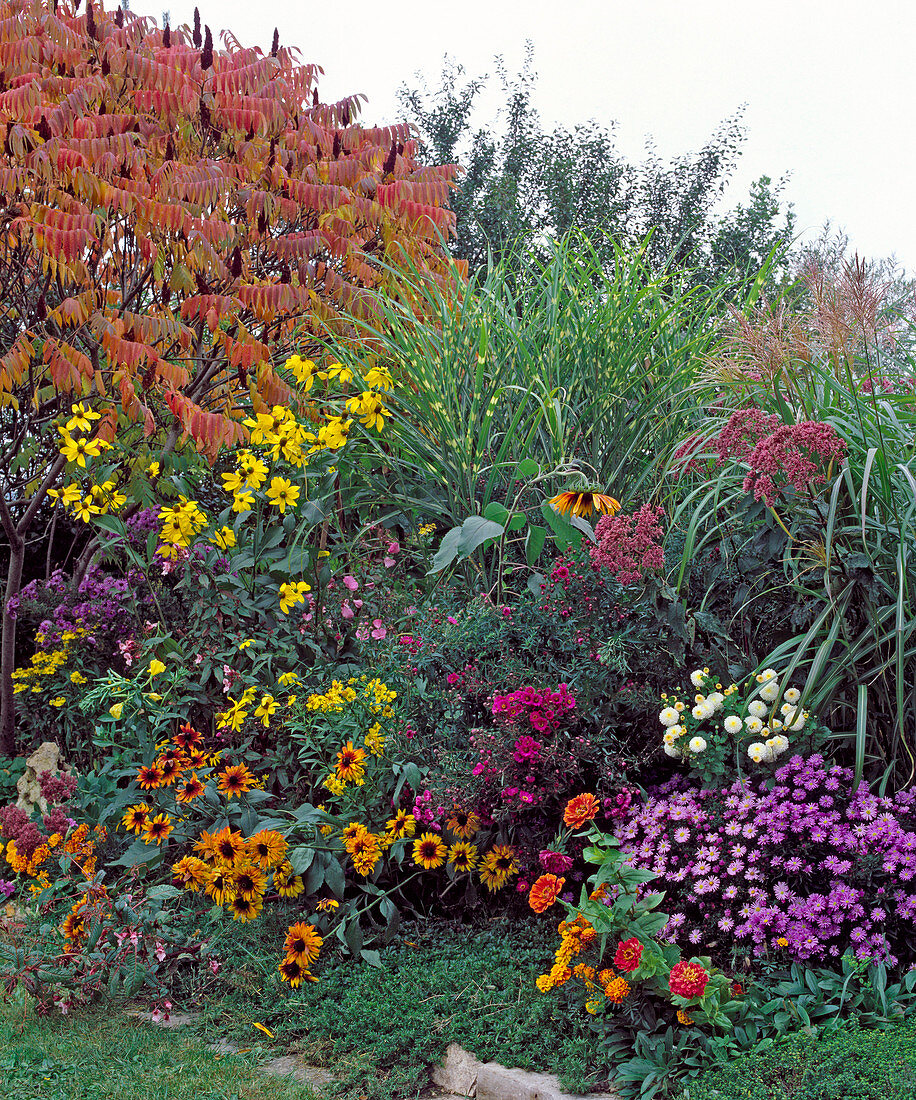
[383,556,396,568]
[342,574,359,591]
[341,601,355,620]
[370,619,387,640]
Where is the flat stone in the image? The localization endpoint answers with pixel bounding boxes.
[260,1056,335,1087]
[441,1048,620,1100]
[432,1042,483,1096]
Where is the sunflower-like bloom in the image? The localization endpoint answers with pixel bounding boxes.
[143,813,174,845]
[205,867,237,907]
[176,774,206,804]
[229,893,264,922]
[136,763,165,790]
[231,862,267,902]
[246,830,288,869]
[284,922,323,965]
[479,844,519,891]
[218,764,256,799]
[341,822,369,847]
[208,826,247,866]
[173,856,212,892]
[446,809,480,839]
[412,832,447,870]
[447,841,478,872]
[121,804,152,834]
[549,489,621,519]
[278,954,316,988]
[274,866,305,898]
[385,810,416,839]
[335,742,367,784]
[156,755,184,785]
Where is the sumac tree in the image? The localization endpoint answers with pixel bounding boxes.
[0,0,460,752]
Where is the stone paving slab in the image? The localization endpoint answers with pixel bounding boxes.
[130,1012,617,1099]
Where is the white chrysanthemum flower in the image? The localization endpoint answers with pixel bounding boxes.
[659,706,679,727]
[759,682,780,702]
[724,715,743,734]
[663,730,679,746]
[691,704,708,720]
[783,688,801,705]
[744,716,764,733]
[688,736,707,753]
[789,713,807,732]
[664,742,681,757]
[690,669,706,688]
[771,718,784,731]
[756,668,778,683]
[770,734,790,755]
[780,702,793,715]
[707,691,725,711]
[747,742,767,763]
[748,700,767,718]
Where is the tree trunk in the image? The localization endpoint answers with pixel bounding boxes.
[0,533,24,756]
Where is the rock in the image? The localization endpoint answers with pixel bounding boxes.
[434,1046,621,1100]
[15,742,69,814]
[432,1043,484,1096]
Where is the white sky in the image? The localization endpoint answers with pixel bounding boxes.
[153,0,916,271]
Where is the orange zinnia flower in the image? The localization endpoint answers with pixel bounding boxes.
[528,873,566,914]
[563,792,601,829]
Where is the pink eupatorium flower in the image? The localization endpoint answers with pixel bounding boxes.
[590,503,665,585]
[714,408,847,505]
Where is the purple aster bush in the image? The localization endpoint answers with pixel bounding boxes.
[615,753,916,968]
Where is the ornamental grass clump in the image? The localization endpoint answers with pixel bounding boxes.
[616,753,916,966]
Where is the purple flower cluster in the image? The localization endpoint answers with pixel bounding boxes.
[10,563,147,652]
[616,753,916,966]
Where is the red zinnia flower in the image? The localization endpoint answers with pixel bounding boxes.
[613,937,643,973]
[669,960,710,999]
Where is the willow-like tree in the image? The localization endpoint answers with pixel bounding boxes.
[0,0,460,753]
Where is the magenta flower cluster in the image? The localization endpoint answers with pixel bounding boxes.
[616,753,916,967]
[714,407,847,505]
[491,683,576,735]
[589,502,666,586]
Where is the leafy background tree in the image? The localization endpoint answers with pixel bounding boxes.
[398,46,797,289]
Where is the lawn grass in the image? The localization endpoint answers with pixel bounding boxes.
[194,917,596,1100]
[0,996,317,1100]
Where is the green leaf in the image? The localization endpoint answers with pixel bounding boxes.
[146,884,183,900]
[483,501,510,525]
[288,845,316,875]
[514,458,540,479]
[360,949,382,967]
[112,838,159,868]
[525,525,547,565]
